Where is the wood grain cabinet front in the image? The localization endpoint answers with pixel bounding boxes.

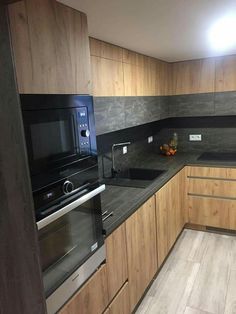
[155,169,187,266]
[107,283,130,314]
[187,166,236,230]
[125,196,158,312]
[105,223,128,302]
[8,0,91,94]
[59,264,109,314]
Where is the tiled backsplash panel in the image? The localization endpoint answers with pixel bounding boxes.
[94,91,236,135]
[168,93,215,117]
[215,91,236,116]
[94,96,169,135]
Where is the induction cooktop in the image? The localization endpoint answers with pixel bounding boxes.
[198,152,236,162]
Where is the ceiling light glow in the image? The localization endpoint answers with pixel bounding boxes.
[209,15,236,51]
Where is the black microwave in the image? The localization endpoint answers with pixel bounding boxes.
[20,95,99,215]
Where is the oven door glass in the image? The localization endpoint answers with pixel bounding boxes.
[38,187,104,297]
[23,109,79,175]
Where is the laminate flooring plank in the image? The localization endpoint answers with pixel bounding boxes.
[171,230,209,263]
[184,306,214,314]
[138,258,200,314]
[188,234,231,314]
[224,269,236,314]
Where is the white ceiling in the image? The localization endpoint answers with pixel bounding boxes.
[59,0,236,62]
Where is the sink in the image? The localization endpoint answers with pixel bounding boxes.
[103,168,166,188]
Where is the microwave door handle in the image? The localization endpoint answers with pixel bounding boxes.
[36,184,106,230]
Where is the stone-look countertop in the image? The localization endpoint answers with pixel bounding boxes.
[101,152,236,236]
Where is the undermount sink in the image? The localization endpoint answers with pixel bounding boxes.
[104,168,166,188]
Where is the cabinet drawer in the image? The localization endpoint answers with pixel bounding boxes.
[108,283,130,314]
[187,166,236,180]
[188,178,236,199]
[59,264,108,314]
[188,196,230,228]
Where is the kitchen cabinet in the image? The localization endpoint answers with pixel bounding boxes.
[8,0,91,94]
[187,166,236,230]
[90,37,123,62]
[125,196,158,312]
[155,169,187,266]
[91,55,124,96]
[105,223,128,301]
[105,283,130,314]
[215,55,236,92]
[172,58,215,95]
[59,264,109,314]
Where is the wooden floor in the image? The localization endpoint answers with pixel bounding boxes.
[136,229,236,314]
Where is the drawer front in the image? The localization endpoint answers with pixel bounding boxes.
[188,196,230,228]
[188,178,236,199]
[187,166,236,180]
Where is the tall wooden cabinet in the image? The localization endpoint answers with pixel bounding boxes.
[8,0,91,94]
[155,169,186,266]
[125,196,158,312]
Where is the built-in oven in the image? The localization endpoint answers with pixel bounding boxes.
[20,95,106,314]
[37,183,105,314]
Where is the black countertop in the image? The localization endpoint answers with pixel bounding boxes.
[101,152,236,236]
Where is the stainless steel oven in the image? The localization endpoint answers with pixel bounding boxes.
[38,183,105,314]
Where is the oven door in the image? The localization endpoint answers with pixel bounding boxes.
[37,184,105,312]
[23,108,81,176]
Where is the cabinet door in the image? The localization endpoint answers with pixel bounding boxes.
[156,169,186,266]
[59,265,109,314]
[125,196,157,311]
[108,283,130,314]
[8,0,91,94]
[105,223,128,301]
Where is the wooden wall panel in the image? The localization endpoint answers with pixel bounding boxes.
[8,0,91,94]
[172,58,215,95]
[215,55,236,92]
[91,56,124,96]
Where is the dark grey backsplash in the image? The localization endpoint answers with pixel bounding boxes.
[97,116,236,178]
[94,91,236,135]
[94,96,169,135]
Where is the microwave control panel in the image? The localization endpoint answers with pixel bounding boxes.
[77,107,90,155]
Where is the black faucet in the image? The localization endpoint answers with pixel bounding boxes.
[111,142,131,177]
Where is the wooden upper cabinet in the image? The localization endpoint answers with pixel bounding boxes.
[91,56,124,96]
[105,223,128,302]
[89,37,123,62]
[8,0,91,94]
[125,196,157,311]
[215,55,236,92]
[172,58,215,95]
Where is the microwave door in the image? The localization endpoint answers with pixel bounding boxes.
[23,109,79,175]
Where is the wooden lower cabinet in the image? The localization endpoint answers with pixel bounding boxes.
[155,169,186,266]
[105,223,128,301]
[104,283,130,314]
[187,166,236,230]
[125,196,158,312]
[59,264,109,314]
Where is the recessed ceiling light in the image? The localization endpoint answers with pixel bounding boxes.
[209,15,236,51]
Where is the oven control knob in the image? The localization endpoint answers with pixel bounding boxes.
[63,180,74,195]
[81,129,90,137]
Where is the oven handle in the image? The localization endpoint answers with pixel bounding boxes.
[37,184,106,230]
